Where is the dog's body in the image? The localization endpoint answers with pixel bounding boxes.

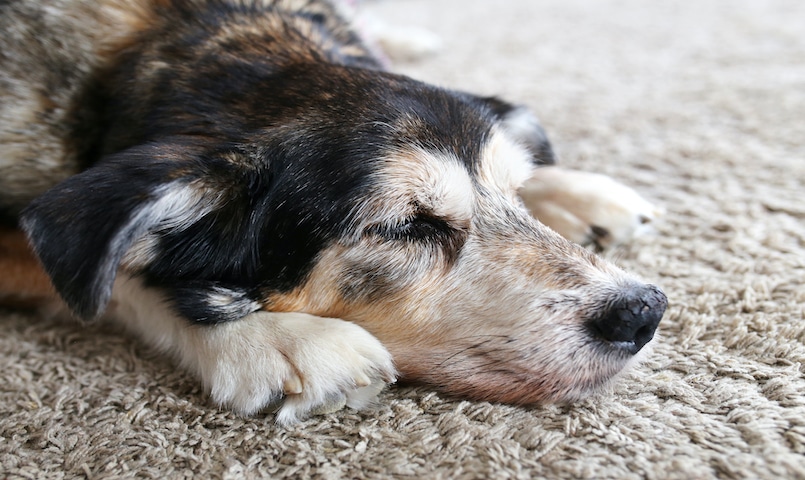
[0,0,666,424]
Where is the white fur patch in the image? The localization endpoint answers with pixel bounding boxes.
[478,129,536,194]
[121,181,222,268]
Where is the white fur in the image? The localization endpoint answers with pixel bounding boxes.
[122,181,222,268]
[479,129,537,194]
[365,20,443,61]
[110,275,396,425]
[519,167,662,249]
[352,9,442,62]
[409,150,475,221]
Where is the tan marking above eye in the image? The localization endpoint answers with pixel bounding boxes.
[356,147,475,233]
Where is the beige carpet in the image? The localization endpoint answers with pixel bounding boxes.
[2,0,805,478]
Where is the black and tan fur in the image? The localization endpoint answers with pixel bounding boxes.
[0,0,666,424]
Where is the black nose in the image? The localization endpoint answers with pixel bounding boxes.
[592,285,667,354]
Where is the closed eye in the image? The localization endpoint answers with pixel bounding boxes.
[365,211,468,264]
[366,213,452,242]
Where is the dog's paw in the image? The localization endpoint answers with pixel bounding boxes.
[194,311,396,425]
[519,167,662,251]
[353,11,442,63]
[369,23,443,61]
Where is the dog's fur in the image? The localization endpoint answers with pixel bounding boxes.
[0,0,667,424]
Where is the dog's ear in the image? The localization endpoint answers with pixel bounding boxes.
[476,96,556,165]
[20,139,234,321]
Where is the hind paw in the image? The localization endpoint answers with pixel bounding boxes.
[519,167,662,251]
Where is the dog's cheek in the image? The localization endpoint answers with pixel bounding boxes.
[262,242,444,319]
[338,239,455,305]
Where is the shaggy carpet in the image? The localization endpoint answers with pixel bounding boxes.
[2,0,804,478]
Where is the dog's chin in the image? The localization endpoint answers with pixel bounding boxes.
[549,335,655,405]
[385,327,655,406]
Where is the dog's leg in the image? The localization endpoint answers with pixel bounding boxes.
[519,167,662,251]
[0,226,60,308]
[112,276,396,425]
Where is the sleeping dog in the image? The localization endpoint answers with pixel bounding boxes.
[0,0,667,424]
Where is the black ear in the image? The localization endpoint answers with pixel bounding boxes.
[476,96,556,165]
[20,140,221,321]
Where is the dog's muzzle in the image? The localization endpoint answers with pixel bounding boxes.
[591,285,667,354]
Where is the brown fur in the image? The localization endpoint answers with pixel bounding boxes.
[0,229,56,307]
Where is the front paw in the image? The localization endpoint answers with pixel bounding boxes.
[194,311,396,425]
[519,167,662,251]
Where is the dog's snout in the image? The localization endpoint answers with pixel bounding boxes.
[593,285,667,354]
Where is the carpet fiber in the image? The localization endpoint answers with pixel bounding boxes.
[2,0,804,478]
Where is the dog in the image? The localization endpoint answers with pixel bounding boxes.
[0,0,667,424]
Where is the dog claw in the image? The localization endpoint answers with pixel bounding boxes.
[354,372,372,388]
[283,375,303,395]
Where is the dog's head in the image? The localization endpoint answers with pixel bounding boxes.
[21,65,665,404]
